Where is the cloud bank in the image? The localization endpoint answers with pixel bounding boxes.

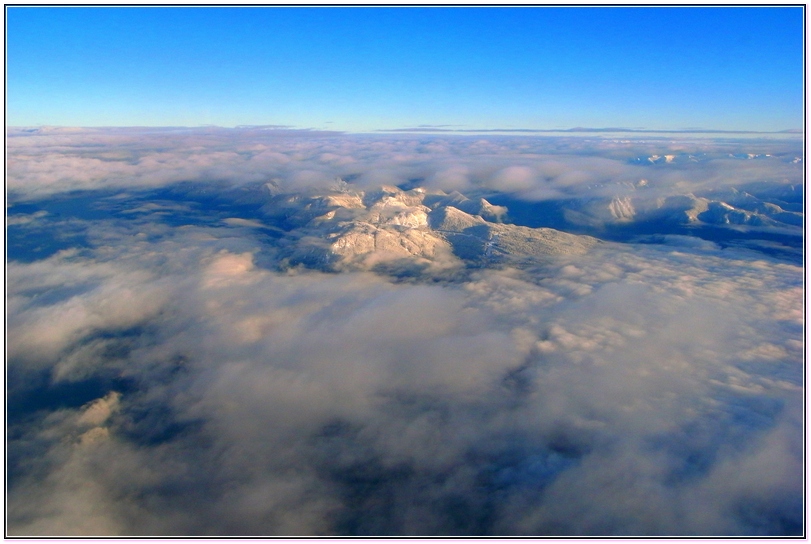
[6,128,804,536]
[8,126,802,202]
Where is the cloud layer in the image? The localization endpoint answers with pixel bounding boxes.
[8,127,803,203]
[6,128,804,536]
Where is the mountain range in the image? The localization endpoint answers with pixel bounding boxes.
[259,183,601,272]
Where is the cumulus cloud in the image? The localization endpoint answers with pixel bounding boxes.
[6,128,804,536]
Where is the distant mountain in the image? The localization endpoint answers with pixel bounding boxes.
[628,151,801,166]
[532,180,803,232]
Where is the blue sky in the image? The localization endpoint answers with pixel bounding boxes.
[6,6,804,132]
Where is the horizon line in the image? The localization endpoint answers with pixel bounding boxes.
[7,125,803,136]
[377,126,803,135]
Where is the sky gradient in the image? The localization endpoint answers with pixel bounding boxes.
[6,6,805,132]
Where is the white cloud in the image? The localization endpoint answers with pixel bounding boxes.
[6,129,803,536]
[9,128,802,207]
[77,391,122,427]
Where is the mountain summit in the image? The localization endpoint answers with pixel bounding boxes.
[260,184,599,272]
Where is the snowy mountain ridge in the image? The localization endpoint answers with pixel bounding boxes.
[260,184,600,272]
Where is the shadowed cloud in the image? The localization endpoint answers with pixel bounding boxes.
[5,128,803,536]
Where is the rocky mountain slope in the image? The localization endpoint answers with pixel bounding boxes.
[534,184,803,232]
[260,184,600,272]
